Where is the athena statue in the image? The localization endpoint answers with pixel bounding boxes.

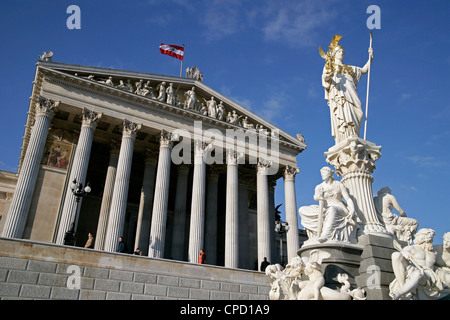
[320,35,373,143]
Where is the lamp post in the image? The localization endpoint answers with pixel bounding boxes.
[63,178,91,246]
[275,219,290,267]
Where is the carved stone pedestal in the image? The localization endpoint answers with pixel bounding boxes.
[355,233,405,300]
[325,136,388,236]
[298,242,363,290]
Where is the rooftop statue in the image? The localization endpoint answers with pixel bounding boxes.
[319,35,373,143]
[39,51,53,62]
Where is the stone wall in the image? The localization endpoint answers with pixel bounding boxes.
[0,238,270,300]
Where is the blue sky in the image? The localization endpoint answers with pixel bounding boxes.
[0,0,449,243]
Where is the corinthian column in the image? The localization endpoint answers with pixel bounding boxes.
[134,148,157,256]
[325,136,388,236]
[56,108,102,245]
[103,120,141,252]
[225,150,242,268]
[2,97,59,239]
[283,165,300,263]
[257,159,272,269]
[148,130,174,258]
[188,140,210,263]
[94,140,120,250]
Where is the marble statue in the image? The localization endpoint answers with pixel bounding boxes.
[39,51,53,61]
[157,82,166,102]
[166,83,176,105]
[186,66,203,82]
[217,101,225,121]
[266,250,365,300]
[137,81,155,99]
[256,124,268,136]
[389,228,445,300]
[99,76,114,87]
[203,96,217,118]
[117,79,133,92]
[200,103,207,116]
[135,80,143,93]
[435,232,450,289]
[242,116,255,130]
[374,187,418,244]
[299,167,357,244]
[296,132,305,143]
[227,110,241,125]
[184,87,197,110]
[319,35,373,143]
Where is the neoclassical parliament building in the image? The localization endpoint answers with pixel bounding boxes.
[0,58,306,271]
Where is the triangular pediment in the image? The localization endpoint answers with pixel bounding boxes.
[36,61,306,153]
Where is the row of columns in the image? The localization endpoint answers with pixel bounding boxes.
[2,98,301,268]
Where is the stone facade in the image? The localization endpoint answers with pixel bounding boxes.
[0,59,306,275]
[0,238,270,300]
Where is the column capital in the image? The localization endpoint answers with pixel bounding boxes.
[36,97,59,117]
[122,119,142,139]
[81,108,102,128]
[160,129,174,148]
[194,139,212,156]
[325,136,381,176]
[283,165,299,181]
[257,158,272,175]
[226,149,244,166]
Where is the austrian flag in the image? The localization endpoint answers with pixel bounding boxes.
[159,43,184,61]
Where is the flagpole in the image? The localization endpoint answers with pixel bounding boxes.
[179,44,184,77]
[363,31,373,141]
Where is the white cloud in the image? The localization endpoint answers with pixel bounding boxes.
[407,155,447,168]
[399,92,413,102]
[258,0,337,47]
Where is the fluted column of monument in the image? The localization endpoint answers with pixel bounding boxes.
[225,150,242,268]
[171,164,190,261]
[148,130,174,258]
[205,167,220,265]
[103,120,141,252]
[256,160,272,269]
[283,165,300,263]
[188,140,210,263]
[325,136,388,235]
[94,140,120,250]
[56,108,102,245]
[238,175,250,269]
[2,97,59,239]
[134,148,158,256]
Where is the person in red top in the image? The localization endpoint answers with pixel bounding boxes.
[198,249,206,264]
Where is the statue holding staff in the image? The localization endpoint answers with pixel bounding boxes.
[319,35,373,144]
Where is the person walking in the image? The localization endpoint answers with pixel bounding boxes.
[198,249,206,264]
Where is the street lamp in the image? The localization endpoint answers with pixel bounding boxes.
[63,178,91,246]
[275,220,290,267]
